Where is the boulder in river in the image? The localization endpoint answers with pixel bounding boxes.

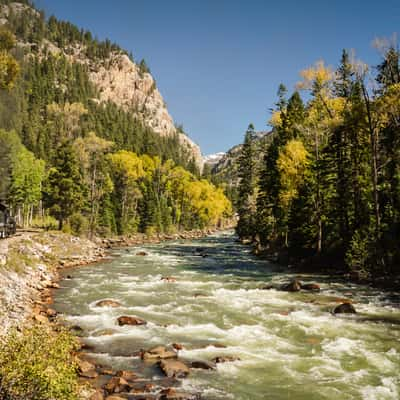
[103,376,130,394]
[117,316,147,326]
[158,359,190,378]
[190,360,216,370]
[333,302,356,314]
[161,276,177,282]
[301,283,321,292]
[159,388,200,400]
[172,343,183,350]
[141,345,177,360]
[116,370,137,382]
[212,356,240,363]
[136,251,148,256]
[96,300,122,308]
[281,279,302,292]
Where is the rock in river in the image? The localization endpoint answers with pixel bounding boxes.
[141,345,177,360]
[158,359,190,378]
[96,300,122,308]
[117,316,147,326]
[333,302,356,314]
[301,283,321,292]
[281,279,302,292]
[212,356,240,363]
[159,388,200,400]
[190,360,216,370]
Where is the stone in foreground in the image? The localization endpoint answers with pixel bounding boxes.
[159,388,200,400]
[158,359,190,378]
[141,345,177,360]
[117,316,147,326]
[281,279,302,292]
[333,302,356,314]
[190,360,216,370]
[96,300,122,307]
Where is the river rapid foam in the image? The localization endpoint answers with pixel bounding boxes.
[53,231,400,399]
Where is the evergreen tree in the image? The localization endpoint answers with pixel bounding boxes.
[43,142,85,230]
[236,124,256,240]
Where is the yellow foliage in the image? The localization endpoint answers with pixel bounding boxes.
[297,60,334,92]
[108,150,145,182]
[277,140,309,207]
[268,110,283,128]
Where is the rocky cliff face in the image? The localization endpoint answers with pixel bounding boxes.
[86,53,203,168]
[0,2,203,169]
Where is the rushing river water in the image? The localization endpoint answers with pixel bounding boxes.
[53,231,400,400]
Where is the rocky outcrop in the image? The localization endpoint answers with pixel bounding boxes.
[83,52,203,169]
[0,4,203,170]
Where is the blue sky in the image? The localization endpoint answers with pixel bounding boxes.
[35,0,400,155]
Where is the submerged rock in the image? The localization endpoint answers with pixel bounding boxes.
[103,376,130,394]
[141,345,177,360]
[281,279,302,292]
[159,388,200,400]
[301,283,321,292]
[158,359,190,378]
[212,356,240,363]
[96,300,122,308]
[136,251,148,256]
[190,360,216,370]
[161,276,177,282]
[333,303,356,314]
[117,316,147,326]
[116,370,137,382]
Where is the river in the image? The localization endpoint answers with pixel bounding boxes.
[53,231,400,399]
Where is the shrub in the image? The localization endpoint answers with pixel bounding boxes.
[69,212,89,236]
[0,325,79,400]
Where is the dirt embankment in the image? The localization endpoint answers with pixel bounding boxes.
[0,231,106,336]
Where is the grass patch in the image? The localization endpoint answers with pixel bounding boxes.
[3,247,35,273]
[0,325,80,400]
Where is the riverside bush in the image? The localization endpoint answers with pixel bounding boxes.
[0,325,79,400]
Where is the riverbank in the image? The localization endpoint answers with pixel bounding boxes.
[51,232,400,400]
[0,227,233,399]
[0,226,233,334]
[0,231,106,336]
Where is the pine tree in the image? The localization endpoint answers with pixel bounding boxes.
[43,142,85,230]
[236,124,256,240]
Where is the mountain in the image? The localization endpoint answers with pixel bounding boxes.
[203,152,226,167]
[0,0,202,169]
[206,130,273,203]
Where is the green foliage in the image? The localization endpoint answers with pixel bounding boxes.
[345,230,371,274]
[43,142,85,230]
[236,124,257,239]
[69,212,89,236]
[237,42,400,279]
[0,27,19,90]
[0,1,230,237]
[0,325,79,400]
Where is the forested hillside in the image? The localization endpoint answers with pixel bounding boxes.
[0,0,231,236]
[236,47,400,281]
